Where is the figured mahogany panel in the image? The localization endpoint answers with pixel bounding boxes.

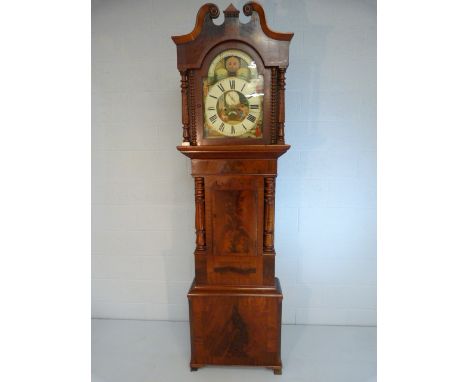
[205,176,263,258]
[212,188,257,256]
[188,278,282,371]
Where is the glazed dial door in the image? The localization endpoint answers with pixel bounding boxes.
[202,49,264,139]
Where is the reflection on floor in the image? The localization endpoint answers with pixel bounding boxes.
[92,319,376,382]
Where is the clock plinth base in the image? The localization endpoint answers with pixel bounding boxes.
[273,367,282,375]
[188,278,283,373]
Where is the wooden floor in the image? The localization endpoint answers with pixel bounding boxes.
[92,319,376,382]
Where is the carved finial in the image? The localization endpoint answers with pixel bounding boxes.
[242,2,294,41]
[208,4,220,19]
[243,2,253,16]
[224,3,240,17]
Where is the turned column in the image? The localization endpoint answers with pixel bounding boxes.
[179,70,190,145]
[194,177,206,251]
[271,67,278,144]
[277,68,287,144]
[263,176,276,254]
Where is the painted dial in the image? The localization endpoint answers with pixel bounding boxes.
[204,77,262,137]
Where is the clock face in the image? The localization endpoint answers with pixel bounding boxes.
[203,49,264,139]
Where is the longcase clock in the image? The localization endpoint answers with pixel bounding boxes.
[171,2,293,375]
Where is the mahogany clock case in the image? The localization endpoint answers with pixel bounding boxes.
[172,2,293,375]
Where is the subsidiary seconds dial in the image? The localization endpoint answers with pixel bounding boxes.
[204,77,262,137]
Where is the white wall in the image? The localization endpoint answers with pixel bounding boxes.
[92,0,376,325]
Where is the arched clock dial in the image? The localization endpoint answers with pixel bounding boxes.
[204,77,262,137]
[202,48,264,139]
